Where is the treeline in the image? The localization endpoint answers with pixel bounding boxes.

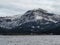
[0,26,60,35]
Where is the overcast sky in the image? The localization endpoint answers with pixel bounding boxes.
[0,0,60,16]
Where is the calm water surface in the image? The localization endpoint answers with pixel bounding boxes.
[0,35,60,45]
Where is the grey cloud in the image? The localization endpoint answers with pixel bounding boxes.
[0,0,60,16]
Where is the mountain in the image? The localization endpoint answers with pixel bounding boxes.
[0,8,60,35]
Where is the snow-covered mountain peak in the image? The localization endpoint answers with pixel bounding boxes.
[0,8,60,29]
[22,8,60,23]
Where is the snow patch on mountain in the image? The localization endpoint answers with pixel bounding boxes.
[35,15,43,20]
